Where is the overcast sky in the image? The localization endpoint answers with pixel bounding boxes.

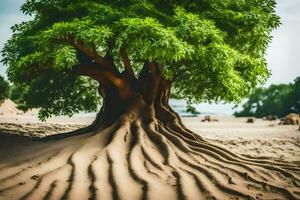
[0,0,299,115]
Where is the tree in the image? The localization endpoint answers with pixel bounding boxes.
[1,1,299,199]
[234,84,292,118]
[235,77,300,118]
[288,77,300,114]
[0,75,9,104]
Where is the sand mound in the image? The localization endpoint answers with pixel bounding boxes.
[0,119,300,200]
[0,99,39,116]
[280,113,300,125]
[0,123,84,137]
[0,99,22,115]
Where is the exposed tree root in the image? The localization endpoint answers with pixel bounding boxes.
[0,116,299,200]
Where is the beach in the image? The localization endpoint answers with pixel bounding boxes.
[0,113,299,200]
[1,114,299,163]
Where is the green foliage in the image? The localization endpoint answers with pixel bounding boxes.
[9,84,24,103]
[53,45,79,70]
[16,71,100,120]
[235,77,300,118]
[287,77,300,114]
[39,18,113,52]
[116,17,194,63]
[0,76,10,103]
[186,105,200,115]
[1,0,280,118]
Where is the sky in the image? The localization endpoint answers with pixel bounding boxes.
[0,0,299,115]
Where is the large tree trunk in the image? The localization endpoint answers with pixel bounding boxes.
[0,64,300,200]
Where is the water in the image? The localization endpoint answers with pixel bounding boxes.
[75,99,236,117]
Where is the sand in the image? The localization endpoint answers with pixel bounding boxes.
[1,115,299,163]
[0,114,299,199]
[183,117,300,163]
[0,99,23,115]
[0,99,39,117]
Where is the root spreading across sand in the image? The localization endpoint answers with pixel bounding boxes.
[0,65,299,199]
[0,116,300,200]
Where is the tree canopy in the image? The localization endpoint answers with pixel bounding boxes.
[235,76,300,118]
[0,75,10,104]
[1,0,280,119]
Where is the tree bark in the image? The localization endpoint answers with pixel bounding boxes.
[81,60,199,138]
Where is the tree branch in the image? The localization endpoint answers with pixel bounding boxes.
[119,48,136,80]
[69,62,123,88]
[61,36,116,72]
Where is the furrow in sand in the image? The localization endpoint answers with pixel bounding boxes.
[245,172,300,200]
[196,152,298,196]
[91,151,112,200]
[183,169,208,193]
[60,154,75,200]
[104,121,144,200]
[0,150,60,184]
[182,167,224,200]
[189,149,269,183]
[88,155,98,200]
[171,171,186,200]
[181,151,299,200]
[0,163,68,198]
[159,121,252,194]
[146,126,194,199]
[189,145,258,172]
[127,124,148,200]
[176,153,254,200]
[193,150,300,196]
[0,153,69,197]
[106,152,120,200]
[139,128,170,173]
[140,147,163,171]
[146,126,188,168]
[19,174,44,200]
[127,146,148,200]
[0,181,25,195]
[43,180,57,200]
[162,120,298,171]
[159,123,268,183]
[160,124,259,174]
[136,128,177,200]
[162,122,300,182]
[142,160,161,179]
[176,143,270,191]
[139,132,174,182]
[105,123,122,146]
[158,123,281,191]
[197,142,300,180]
[26,165,71,200]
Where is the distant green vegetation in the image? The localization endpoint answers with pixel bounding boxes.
[0,75,10,103]
[235,77,300,118]
[186,105,200,115]
[9,84,24,103]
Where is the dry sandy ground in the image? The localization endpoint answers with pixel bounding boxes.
[183,117,300,163]
[0,114,299,200]
[1,115,299,163]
